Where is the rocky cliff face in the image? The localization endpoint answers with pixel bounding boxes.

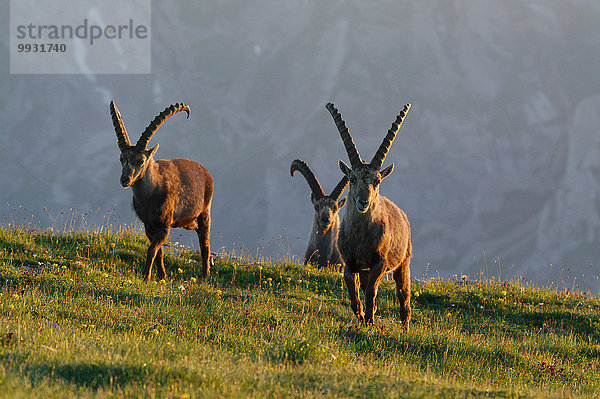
[537,96,600,273]
[2,1,600,289]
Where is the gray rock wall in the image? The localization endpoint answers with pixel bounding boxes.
[2,0,600,289]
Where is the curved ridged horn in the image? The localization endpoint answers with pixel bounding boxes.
[136,103,191,150]
[290,159,325,200]
[370,103,411,170]
[110,101,131,151]
[329,176,349,202]
[326,103,363,167]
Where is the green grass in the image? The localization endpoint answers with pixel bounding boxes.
[0,226,599,398]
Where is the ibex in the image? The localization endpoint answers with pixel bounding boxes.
[110,101,213,281]
[326,102,412,328]
[291,159,348,269]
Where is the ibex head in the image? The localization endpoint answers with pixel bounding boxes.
[291,159,347,231]
[110,101,190,188]
[326,103,410,214]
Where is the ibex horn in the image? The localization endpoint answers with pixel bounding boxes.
[370,103,411,170]
[329,176,349,202]
[326,103,363,167]
[290,159,325,200]
[136,103,191,150]
[110,101,131,151]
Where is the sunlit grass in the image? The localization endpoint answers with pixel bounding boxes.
[1,226,599,398]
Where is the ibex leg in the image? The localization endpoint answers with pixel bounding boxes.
[156,247,166,280]
[344,266,364,323]
[196,211,211,278]
[393,261,411,331]
[364,259,386,325]
[359,270,377,316]
[143,227,170,282]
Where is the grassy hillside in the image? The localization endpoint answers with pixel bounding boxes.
[0,226,599,398]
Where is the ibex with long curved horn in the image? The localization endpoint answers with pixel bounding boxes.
[110,101,213,281]
[326,102,412,328]
[291,159,348,269]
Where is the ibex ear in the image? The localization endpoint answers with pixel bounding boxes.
[338,197,347,208]
[339,160,351,177]
[147,144,159,158]
[380,163,394,179]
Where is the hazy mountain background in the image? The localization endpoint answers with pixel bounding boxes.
[2,1,600,290]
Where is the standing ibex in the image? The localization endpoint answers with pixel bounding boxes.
[110,101,213,281]
[291,159,348,269]
[326,102,412,328]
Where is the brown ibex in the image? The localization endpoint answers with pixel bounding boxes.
[110,101,213,281]
[326,102,412,328]
[291,159,348,269]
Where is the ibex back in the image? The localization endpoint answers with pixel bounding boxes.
[110,101,213,281]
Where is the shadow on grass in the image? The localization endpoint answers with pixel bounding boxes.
[335,325,577,388]
[415,291,600,344]
[1,352,204,390]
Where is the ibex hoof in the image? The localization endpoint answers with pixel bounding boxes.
[356,313,365,324]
